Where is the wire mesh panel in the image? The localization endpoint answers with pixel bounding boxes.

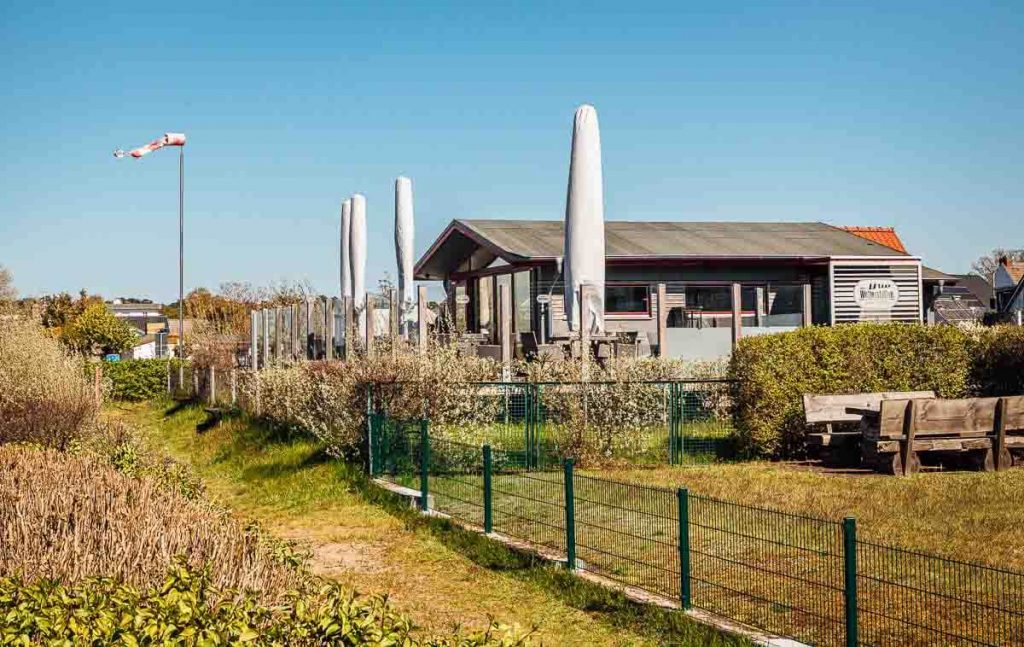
[857,539,1024,646]
[535,382,673,466]
[673,381,735,462]
[431,383,534,453]
[428,437,486,528]
[572,474,680,600]
[370,415,420,483]
[490,450,566,554]
[689,494,846,646]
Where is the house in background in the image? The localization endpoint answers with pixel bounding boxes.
[107,300,173,358]
[994,257,1024,324]
[840,226,989,325]
[107,300,167,335]
[416,219,926,360]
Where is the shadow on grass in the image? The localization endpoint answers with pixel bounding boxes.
[338,463,747,647]
[164,398,198,417]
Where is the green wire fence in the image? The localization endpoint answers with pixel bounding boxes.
[369,380,735,467]
[369,417,1024,646]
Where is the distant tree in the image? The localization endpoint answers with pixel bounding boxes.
[39,290,103,330]
[61,302,137,356]
[971,249,1024,279]
[0,265,15,302]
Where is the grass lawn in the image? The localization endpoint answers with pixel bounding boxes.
[106,400,743,647]
[600,461,1024,570]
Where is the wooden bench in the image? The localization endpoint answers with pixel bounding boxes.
[864,396,1024,475]
[803,391,935,464]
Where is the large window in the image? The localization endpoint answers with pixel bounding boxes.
[513,271,532,332]
[684,286,757,312]
[606,284,650,315]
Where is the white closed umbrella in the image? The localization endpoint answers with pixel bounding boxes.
[394,176,415,338]
[340,198,353,299]
[350,193,367,338]
[562,104,606,334]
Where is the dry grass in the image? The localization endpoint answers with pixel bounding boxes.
[0,444,303,598]
[0,319,95,449]
[600,462,1024,570]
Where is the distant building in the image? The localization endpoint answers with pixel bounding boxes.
[994,257,1024,324]
[416,219,927,360]
[107,300,168,336]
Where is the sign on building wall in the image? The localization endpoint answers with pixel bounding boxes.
[830,261,921,324]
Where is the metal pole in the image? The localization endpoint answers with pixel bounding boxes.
[843,517,859,647]
[178,146,185,363]
[483,445,493,534]
[419,418,430,512]
[563,458,576,570]
[678,488,692,609]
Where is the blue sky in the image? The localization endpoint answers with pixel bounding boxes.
[1,1,1021,301]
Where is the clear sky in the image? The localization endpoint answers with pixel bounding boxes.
[1,1,1021,301]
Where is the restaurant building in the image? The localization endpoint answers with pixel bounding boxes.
[414,220,925,359]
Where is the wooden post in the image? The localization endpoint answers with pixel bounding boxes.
[995,397,1010,471]
[343,296,355,360]
[417,286,428,355]
[730,282,742,348]
[166,358,172,393]
[498,283,512,380]
[192,368,199,399]
[901,399,918,476]
[93,365,102,408]
[656,283,668,357]
[365,296,375,358]
[389,288,400,356]
[208,365,216,405]
[304,298,313,360]
[250,310,259,370]
[275,308,283,362]
[230,368,237,406]
[261,309,270,367]
[325,297,335,361]
[802,282,813,327]
[290,304,300,361]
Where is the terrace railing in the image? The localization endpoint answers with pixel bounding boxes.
[369,419,1024,646]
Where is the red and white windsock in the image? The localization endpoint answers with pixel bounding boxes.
[114,133,186,159]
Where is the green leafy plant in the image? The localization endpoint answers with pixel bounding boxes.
[0,558,528,645]
[61,301,137,356]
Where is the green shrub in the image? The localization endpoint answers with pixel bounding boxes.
[0,558,527,646]
[729,323,972,458]
[99,359,180,401]
[969,325,1024,396]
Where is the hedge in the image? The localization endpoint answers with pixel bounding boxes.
[100,359,186,401]
[728,323,972,459]
[970,325,1024,397]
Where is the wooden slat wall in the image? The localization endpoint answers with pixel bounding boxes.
[831,262,921,323]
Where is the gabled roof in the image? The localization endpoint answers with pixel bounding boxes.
[839,227,908,253]
[416,219,912,280]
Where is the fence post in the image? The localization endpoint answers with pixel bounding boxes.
[419,418,430,512]
[230,369,237,406]
[668,383,677,465]
[208,365,216,405]
[563,458,576,570]
[367,412,377,477]
[843,517,858,647]
[532,384,542,468]
[677,488,692,609]
[166,359,172,394]
[483,445,493,534]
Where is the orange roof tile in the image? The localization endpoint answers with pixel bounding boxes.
[839,226,908,254]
